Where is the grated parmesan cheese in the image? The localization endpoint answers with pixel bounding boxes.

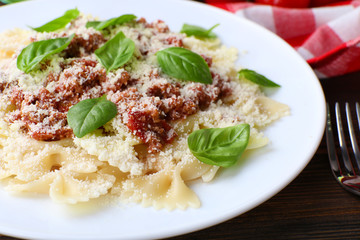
[0,13,289,209]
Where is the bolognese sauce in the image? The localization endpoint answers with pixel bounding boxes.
[3,18,232,153]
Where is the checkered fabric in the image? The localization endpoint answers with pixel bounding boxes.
[207,1,360,78]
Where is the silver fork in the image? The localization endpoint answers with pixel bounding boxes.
[326,102,360,196]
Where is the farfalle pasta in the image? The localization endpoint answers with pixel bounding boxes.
[0,11,289,210]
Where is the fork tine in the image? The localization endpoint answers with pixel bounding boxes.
[326,103,341,178]
[356,102,360,128]
[336,102,355,176]
[346,102,360,171]
[326,102,360,196]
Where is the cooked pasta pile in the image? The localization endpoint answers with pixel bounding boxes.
[0,12,289,210]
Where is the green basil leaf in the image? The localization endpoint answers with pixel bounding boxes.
[67,95,118,138]
[85,21,102,29]
[86,14,136,30]
[17,34,74,73]
[156,47,212,84]
[94,31,135,72]
[238,69,280,87]
[180,23,219,39]
[31,8,80,32]
[0,0,26,4]
[187,124,250,167]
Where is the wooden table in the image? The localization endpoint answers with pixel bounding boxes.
[1,1,360,239]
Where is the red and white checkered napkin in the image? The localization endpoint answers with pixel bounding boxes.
[207,1,360,78]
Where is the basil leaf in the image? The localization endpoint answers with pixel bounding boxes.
[31,8,79,33]
[86,14,136,30]
[94,31,135,72]
[238,69,280,87]
[85,21,102,29]
[0,0,26,4]
[17,34,74,73]
[187,124,250,167]
[67,95,118,138]
[156,47,212,84]
[180,23,219,39]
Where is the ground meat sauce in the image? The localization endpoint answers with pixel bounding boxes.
[8,58,109,141]
[64,33,105,58]
[5,18,232,153]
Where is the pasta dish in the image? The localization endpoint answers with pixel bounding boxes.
[0,10,289,210]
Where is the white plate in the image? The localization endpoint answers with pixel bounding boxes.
[0,0,326,239]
